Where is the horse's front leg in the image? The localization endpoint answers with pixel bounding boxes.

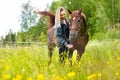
[68,49,74,66]
[76,48,85,63]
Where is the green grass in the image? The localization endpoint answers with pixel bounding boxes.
[0,39,120,80]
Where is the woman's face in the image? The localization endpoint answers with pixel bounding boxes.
[60,10,66,20]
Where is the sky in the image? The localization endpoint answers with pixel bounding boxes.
[0,0,53,37]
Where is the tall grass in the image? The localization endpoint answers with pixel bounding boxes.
[0,39,120,80]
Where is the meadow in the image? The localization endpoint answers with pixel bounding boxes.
[0,39,120,80]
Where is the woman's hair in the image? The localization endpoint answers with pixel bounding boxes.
[55,7,66,27]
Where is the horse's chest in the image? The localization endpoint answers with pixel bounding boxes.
[70,37,88,48]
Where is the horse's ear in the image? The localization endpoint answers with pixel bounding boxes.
[68,9,72,14]
[79,8,82,15]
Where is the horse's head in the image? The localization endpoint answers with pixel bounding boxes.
[68,8,86,39]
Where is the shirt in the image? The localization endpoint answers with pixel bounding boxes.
[56,18,69,47]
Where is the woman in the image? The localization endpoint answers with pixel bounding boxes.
[55,7,73,64]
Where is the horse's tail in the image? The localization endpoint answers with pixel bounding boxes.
[35,11,55,28]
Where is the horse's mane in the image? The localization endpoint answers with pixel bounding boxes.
[37,11,55,28]
[81,13,86,20]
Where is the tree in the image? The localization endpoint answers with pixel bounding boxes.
[20,0,37,31]
[3,29,16,45]
[27,18,47,42]
[49,0,61,13]
[59,0,120,37]
[16,31,27,42]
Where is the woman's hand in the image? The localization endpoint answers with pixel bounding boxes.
[67,44,73,49]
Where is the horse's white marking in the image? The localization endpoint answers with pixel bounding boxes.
[73,17,76,20]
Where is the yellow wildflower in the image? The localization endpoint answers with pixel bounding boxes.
[63,76,66,80]
[37,73,44,80]
[12,78,16,80]
[67,71,75,77]
[87,73,96,80]
[115,72,119,76]
[56,76,61,80]
[16,74,22,80]
[27,77,32,80]
[55,75,65,80]
[5,65,10,70]
[107,61,109,64]
[97,73,101,77]
[3,74,10,79]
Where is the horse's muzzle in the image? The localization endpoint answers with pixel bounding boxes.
[69,31,77,39]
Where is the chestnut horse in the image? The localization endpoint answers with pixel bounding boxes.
[35,8,89,65]
[68,8,89,65]
[35,11,56,64]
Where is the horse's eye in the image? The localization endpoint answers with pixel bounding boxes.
[78,20,83,22]
[78,20,80,22]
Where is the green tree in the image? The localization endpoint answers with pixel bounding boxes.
[3,29,16,44]
[20,0,37,31]
[59,0,120,38]
[16,31,27,42]
[27,18,47,42]
[49,0,61,13]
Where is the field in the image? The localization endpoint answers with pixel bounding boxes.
[0,39,120,80]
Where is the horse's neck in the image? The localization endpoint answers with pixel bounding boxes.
[78,25,87,37]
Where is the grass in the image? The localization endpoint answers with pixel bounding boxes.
[0,39,120,80]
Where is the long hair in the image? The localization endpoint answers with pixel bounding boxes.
[55,7,66,28]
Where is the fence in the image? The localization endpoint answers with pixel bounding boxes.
[0,42,47,47]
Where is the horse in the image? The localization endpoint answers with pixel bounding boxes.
[34,10,56,65]
[35,8,89,65]
[68,8,89,65]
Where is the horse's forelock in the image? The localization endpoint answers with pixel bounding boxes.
[70,11,78,19]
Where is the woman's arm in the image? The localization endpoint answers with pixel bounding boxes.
[56,27,68,47]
